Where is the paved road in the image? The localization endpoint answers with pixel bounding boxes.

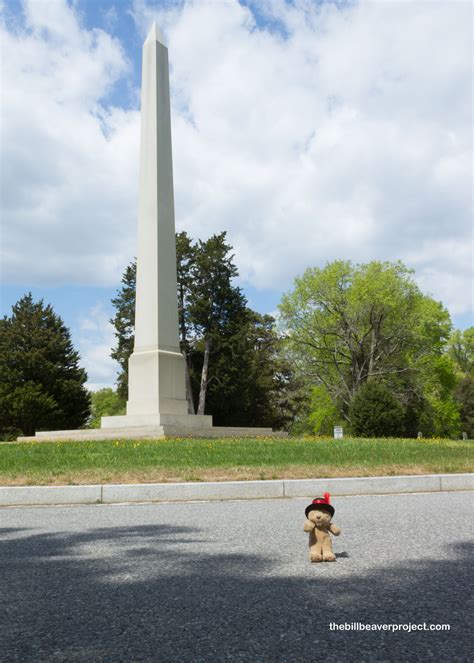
[1,492,473,662]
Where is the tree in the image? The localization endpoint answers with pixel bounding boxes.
[176,231,197,413]
[187,232,247,414]
[111,233,298,429]
[0,294,90,437]
[202,310,297,428]
[448,327,474,374]
[279,260,453,429]
[88,388,125,428]
[349,381,405,437]
[456,376,474,438]
[111,261,136,402]
[416,354,461,438]
[449,327,474,438]
[304,385,340,436]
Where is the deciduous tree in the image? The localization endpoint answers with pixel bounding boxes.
[279,260,453,432]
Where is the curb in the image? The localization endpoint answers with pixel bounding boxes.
[0,473,473,507]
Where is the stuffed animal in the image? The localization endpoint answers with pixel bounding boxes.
[303,493,341,562]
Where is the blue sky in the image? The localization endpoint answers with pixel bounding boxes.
[1,0,472,389]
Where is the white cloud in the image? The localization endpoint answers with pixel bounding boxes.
[77,303,117,391]
[1,0,139,287]
[1,0,472,320]
[134,0,472,315]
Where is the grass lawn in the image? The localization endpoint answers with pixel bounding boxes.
[0,436,472,485]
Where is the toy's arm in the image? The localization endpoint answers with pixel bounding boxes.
[329,523,341,536]
[303,519,315,532]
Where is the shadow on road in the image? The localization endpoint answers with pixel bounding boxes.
[1,524,471,662]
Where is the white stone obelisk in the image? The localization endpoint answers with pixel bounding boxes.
[102,22,211,429]
[125,22,188,420]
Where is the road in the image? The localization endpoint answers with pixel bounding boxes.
[1,492,473,662]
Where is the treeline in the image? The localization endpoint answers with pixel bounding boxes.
[1,233,472,438]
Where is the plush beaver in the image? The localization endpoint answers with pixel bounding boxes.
[303,493,341,562]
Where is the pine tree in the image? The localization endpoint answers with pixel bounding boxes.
[0,294,90,437]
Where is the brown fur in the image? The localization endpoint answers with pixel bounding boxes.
[303,508,341,562]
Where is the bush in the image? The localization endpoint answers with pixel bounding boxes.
[88,388,125,428]
[349,381,405,437]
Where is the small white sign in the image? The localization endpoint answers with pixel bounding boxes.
[334,426,343,439]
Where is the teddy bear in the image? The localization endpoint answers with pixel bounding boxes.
[303,493,341,562]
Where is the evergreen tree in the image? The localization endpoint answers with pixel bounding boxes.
[176,231,197,413]
[0,294,90,437]
[111,233,297,429]
[188,232,247,415]
[110,262,136,402]
[349,381,406,437]
[203,310,304,429]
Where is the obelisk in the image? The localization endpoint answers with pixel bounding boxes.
[125,22,189,421]
[103,22,212,428]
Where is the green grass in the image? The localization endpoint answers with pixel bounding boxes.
[0,436,472,485]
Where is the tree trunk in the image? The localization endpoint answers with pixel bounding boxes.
[178,283,195,414]
[197,336,211,415]
[368,328,376,379]
[185,360,195,414]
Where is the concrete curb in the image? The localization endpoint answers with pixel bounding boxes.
[0,473,473,507]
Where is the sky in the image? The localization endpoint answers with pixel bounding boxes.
[1,0,472,391]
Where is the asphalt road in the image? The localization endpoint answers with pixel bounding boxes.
[1,492,473,662]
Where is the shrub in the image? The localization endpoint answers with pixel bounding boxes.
[349,381,405,437]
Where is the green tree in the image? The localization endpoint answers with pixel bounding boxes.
[305,385,340,436]
[0,294,90,437]
[176,231,197,413]
[111,233,298,428]
[279,260,453,430]
[449,327,474,438]
[202,310,297,428]
[448,327,474,374]
[188,232,247,414]
[88,388,125,428]
[349,381,406,437]
[111,261,136,401]
[456,376,474,438]
[416,354,461,437]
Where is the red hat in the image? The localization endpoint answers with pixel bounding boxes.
[305,493,335,518]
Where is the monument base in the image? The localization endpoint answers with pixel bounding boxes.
[101,413,213,429]
[17,423,287,442]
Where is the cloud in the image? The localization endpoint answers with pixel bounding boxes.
[1,0,472,320]
[1,0,140,287]
[133,0,472,315]
[77,303,117,391]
